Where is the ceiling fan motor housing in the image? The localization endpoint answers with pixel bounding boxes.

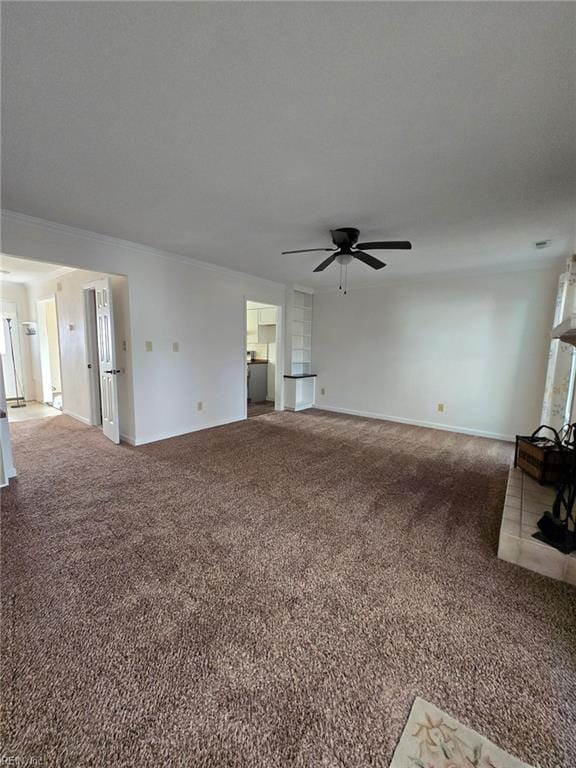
[331,228,360,249]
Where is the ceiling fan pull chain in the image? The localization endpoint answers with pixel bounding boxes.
[344,263,348,295]
[339,262,343,291]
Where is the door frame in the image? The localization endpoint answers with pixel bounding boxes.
[0,298,26,402]
[36,294,63,407]
[243,297,284,418]
[83,278,121,443]
[82,285,102,426]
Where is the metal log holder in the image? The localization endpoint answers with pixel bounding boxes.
[534,422,576,554]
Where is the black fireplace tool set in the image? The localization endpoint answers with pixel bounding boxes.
[533,423,576,554]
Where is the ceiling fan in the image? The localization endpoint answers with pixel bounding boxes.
[282,227,412,293]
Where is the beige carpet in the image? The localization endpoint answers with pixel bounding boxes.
[1,411,575,767]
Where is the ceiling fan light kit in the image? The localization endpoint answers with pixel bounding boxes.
[282,227,412,294]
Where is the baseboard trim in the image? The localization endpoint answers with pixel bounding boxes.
[134,416,247,446]
[315,405,515,442]
[63,409,91,426]
[120,433,137,446]
[285,404,314,412]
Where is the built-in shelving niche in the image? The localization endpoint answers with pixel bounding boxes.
[291,291,312,375]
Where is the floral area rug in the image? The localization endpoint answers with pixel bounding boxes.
[390,698,534,768]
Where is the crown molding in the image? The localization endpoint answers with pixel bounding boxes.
[3,210,562,294]
[1,209,286,290]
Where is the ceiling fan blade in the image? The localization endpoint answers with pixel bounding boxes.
[353,251,387,270]
[282,248,335,255]
[356,241,412,250]
[313,254,337,272]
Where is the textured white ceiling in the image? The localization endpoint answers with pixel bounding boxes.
[0,254,74,284]
[2,2,575,288]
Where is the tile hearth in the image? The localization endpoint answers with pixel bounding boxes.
[498,466,576,585]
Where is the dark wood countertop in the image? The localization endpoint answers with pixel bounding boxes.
[247,359,268,365]
[283,374,317,379]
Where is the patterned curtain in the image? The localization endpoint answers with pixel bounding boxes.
[541,256,576,429]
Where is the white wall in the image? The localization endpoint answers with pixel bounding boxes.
[26,269,132,431]
[312,267,560,440]
[2,213,287,444]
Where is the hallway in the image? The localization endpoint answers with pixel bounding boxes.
[6,401,62,423]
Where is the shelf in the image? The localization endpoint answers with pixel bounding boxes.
[290,290,313,380]
[552,314,576,347]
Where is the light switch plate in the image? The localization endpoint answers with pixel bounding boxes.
[145,340,153,352]
[437,403,445,412]
[172,342,179,352]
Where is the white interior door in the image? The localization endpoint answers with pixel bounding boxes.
[95,278,120,443]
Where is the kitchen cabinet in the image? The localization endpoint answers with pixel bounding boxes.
[258,308,276,325]
[248,362,268,403]
[247,308,259,344]
[247,308,276,346]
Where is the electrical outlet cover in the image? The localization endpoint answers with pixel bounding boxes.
[145,340,153,352]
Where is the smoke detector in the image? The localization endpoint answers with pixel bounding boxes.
[534,240,552,250]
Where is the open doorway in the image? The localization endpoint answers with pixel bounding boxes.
[0,299,27,409]
[37,296,63,411]
[0,255,127,443]
[246,300,281,418]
